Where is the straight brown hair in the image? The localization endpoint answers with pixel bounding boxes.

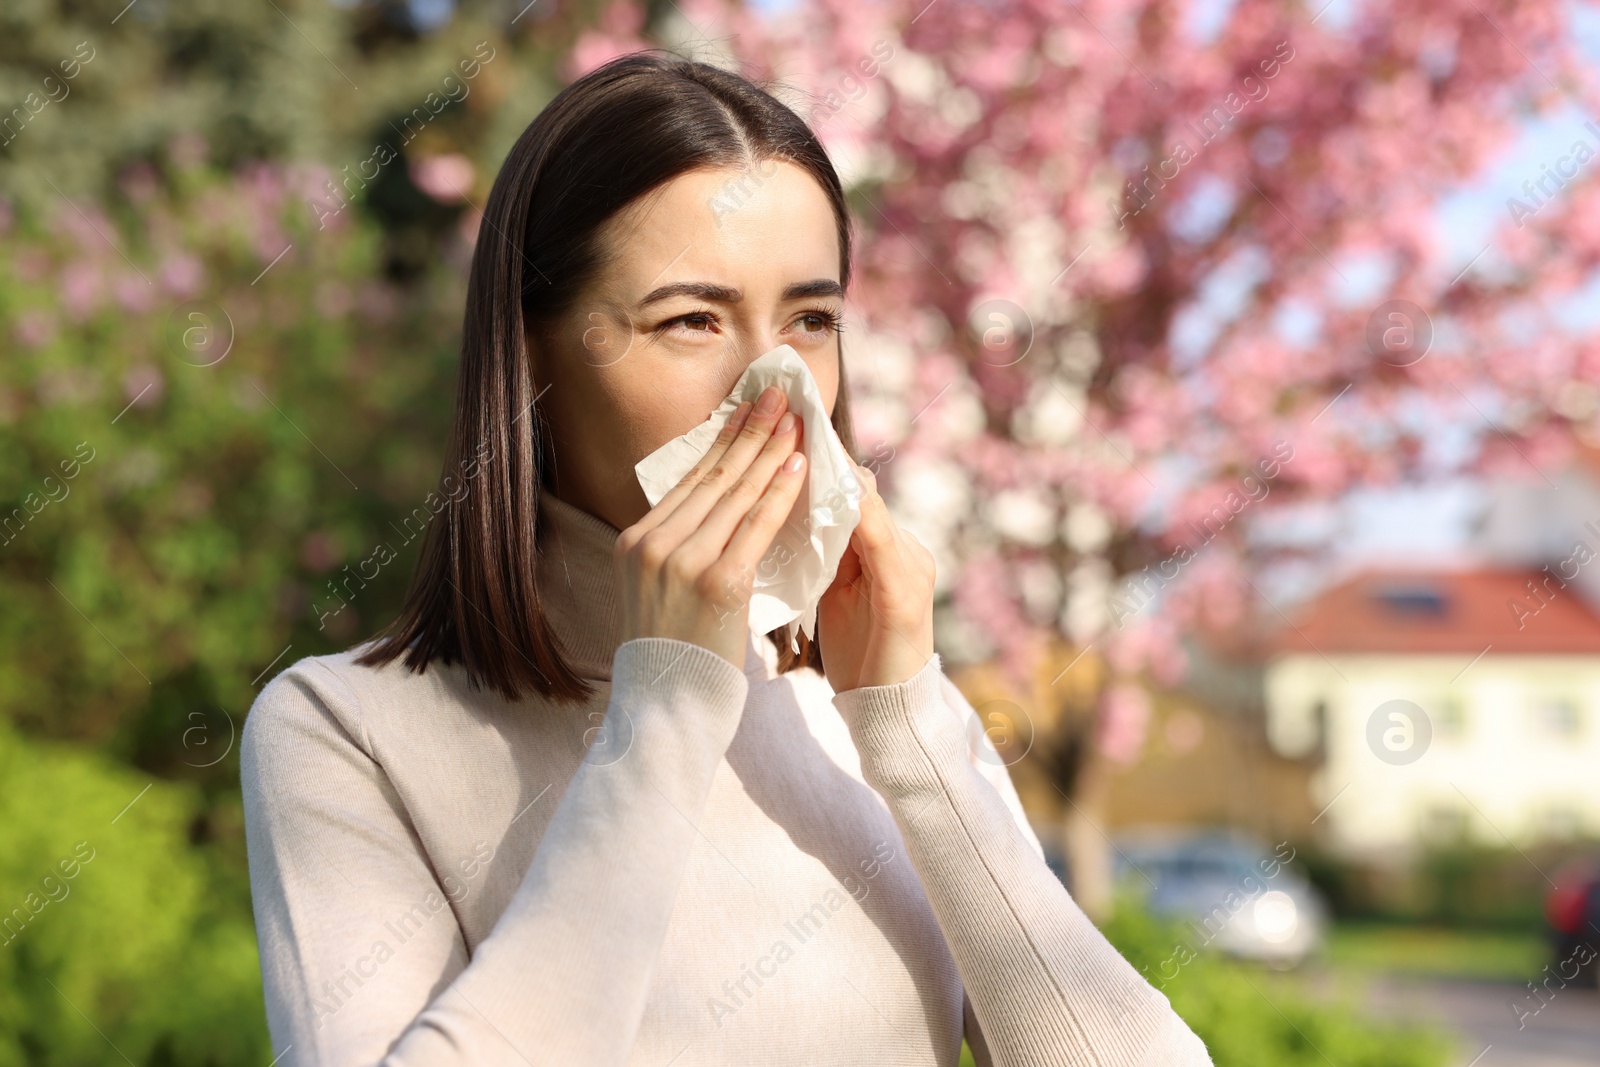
[358,51,859,704]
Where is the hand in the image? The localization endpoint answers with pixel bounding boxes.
[817,457,936,692]
[614,385,807,669]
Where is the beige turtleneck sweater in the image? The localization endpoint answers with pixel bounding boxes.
[240,492,1212,1066]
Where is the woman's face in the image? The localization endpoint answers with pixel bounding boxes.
[529,160,843,531]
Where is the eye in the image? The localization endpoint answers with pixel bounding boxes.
[655,306,844,339]
[658,308,720,335]
[793,308,844,335]
[679,313,716,332]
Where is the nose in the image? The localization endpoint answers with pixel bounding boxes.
[717,334,782,394]
[744,331,784,362]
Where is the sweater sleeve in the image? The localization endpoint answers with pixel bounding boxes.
[832,654,1213,1067]
[241,638,749,1067]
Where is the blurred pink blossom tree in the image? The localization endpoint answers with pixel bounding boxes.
[602,0,1600,904]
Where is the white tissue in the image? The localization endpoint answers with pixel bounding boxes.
[634,344,863,651]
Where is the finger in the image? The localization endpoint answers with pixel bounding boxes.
[855,503,933,625]
[850,459,896,553]
[897,523,934,570]
[829,537,862,591]
[718,444,808,586]
[629,399,754,537]
[679,410,803,569]
[654,385,792,547]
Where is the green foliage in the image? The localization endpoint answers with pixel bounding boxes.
[1414,843,1559,929]
[0,0,587,209]
[1326,922,1547,982]
[0,2,646,1054]
[0,0,631,1056]
[0,715,268,1065]
[1100,901,1454,1067]
[0,154,459,755]
[0,2,1514,1059]
[1299,841,1578,929]
[0,2,657,762]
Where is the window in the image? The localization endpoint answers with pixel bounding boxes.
[1534,805,1584,841]
[1371,583,1448,617]
[1530,696,1583,742]
[1436,695,1468,742]
[1420,804,1469,844]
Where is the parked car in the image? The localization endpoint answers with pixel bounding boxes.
[1546,858,1600,988]
[1112,828,1327,968]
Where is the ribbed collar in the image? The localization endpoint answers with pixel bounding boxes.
[537,491,777,682]
[537,491,624,681]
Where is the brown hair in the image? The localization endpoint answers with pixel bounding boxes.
[358,51,859,703]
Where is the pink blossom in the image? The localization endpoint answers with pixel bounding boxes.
[13,310,56,349]
[456,209,483,249]
[60,261,103,320]
[168,131,209,170]
[410,153,477,204]
[564,4,648,82]
[123,366,164,409]
[316,283,353,320]
[1097,682,1151,765]
[159,254,204,296]
[14,247,50,283]
[114,273,155,313]
[357,283,399,324]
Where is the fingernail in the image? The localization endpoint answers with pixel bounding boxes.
[775,412,796,435]
[783,452,805,473]
[728,401,752,431]
[756,386,782,415]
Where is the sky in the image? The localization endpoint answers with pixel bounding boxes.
[1328,3,1600,566]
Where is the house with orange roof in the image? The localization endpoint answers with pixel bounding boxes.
[1263,566,1600,856]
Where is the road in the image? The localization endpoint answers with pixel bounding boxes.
[1355,973,1600,1067]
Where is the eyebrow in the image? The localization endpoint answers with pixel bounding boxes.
[635,278,843,308]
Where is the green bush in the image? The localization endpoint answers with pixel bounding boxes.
[1299,841,1584,929]
[1100,901,1454,1067]
[0,152,460,754]
[0,715,269,1066]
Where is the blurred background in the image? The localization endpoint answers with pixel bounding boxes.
[4,0,1600,1063]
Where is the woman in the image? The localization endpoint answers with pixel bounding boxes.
[241,51,1212,1066]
